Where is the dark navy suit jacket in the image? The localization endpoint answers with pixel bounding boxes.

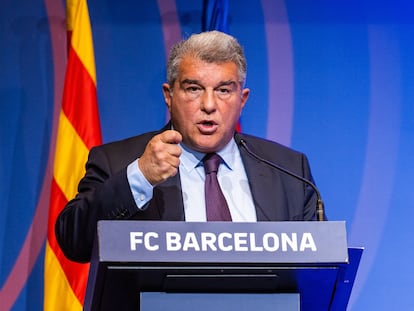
[56,125,317,262]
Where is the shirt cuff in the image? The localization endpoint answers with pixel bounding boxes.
[127,159,153,209]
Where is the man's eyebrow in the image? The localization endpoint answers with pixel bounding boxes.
[180,79,200,85]
[216,80,237,87]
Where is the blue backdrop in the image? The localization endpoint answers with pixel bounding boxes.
[1,0,414,310]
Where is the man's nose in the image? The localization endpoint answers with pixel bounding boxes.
[200,89,217,112]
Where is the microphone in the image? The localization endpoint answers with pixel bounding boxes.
[234,133,325,221]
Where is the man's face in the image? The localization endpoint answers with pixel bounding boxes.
[163,56,249,153]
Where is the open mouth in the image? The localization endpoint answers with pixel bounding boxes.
[198,120,218,133]
[202,120,215,127]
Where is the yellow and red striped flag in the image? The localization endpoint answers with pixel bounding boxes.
[44,0,101,310]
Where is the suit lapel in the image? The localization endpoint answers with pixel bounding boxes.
[239,146,276,221]
[238,137,292,221]
[154,171,185,221]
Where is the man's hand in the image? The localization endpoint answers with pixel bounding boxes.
[138,130,182,185]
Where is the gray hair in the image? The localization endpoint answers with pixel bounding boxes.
[166,31,247,88]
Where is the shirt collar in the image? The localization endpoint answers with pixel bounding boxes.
[179,138,238,172]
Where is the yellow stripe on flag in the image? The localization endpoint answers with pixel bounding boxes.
[54,111,89,200]
[44,242,82,311]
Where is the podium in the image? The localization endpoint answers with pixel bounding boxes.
[84,221,362,311]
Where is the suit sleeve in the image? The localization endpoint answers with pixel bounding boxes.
[55,146,138,262]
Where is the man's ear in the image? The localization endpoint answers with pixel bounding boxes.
[240,88,250,109]
[162,83,172,111]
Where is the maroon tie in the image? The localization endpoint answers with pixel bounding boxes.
[203,153,232,221]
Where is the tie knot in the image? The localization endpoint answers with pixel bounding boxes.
[203,153,222,174]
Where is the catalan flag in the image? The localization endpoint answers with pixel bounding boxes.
[44,0,101,310]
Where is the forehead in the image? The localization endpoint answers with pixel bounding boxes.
[177,56,239,84]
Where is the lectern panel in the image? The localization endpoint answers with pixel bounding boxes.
[84,221,362,311]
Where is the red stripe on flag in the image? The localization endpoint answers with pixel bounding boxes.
[62,47,101,150]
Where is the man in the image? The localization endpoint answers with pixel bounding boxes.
[55,31,318,263]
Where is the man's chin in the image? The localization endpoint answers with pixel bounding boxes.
[185,138,225,153]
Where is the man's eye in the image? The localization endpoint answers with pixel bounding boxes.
[215,87,233,98]
[186,86,202,93]
[217,88,231,94]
